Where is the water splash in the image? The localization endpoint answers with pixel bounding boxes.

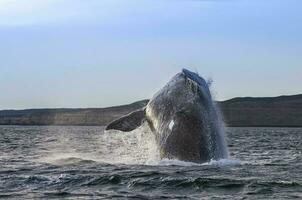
[99,122,235,166]
[38,123,234,167]
[99,120,232,166]
[146,158,240,167]
[212,101,229,159]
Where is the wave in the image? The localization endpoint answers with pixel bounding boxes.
[38,153,100,166]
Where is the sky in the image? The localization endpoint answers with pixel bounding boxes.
[0,0,301,109]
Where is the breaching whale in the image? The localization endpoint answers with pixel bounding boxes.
[106,69,228,163]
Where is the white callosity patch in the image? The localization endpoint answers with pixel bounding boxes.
[169,120,174,130]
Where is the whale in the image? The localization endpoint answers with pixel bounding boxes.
[106,69,228,163]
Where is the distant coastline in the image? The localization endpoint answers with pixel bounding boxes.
[1,94,302,127]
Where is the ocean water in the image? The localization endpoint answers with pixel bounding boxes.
[0,126,301,199]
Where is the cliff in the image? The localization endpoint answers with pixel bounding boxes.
[219,94,302,127]
[0,94,302,127]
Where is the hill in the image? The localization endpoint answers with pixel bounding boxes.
[1,95,302,127]
[219,94,302,127]
[0,100,149,126]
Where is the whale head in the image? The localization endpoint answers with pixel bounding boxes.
[106,68,228,163]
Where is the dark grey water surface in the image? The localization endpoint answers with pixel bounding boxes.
[0,126,301,199]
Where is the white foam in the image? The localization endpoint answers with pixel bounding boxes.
[206,159,241,167]
[146,159,201,166]
[146,158,240,167]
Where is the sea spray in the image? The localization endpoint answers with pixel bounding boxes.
[37,124,234,167]
[102,120,232,166]
[100,123,160,165]
[206,77,229,160]
[213,101,229,159]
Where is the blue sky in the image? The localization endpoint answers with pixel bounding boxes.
[0,0,301,109]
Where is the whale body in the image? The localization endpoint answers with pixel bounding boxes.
[106,69,228,163]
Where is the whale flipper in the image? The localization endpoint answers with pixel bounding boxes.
[105,109,146,132]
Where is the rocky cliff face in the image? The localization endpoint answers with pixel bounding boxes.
[1,95,302,127]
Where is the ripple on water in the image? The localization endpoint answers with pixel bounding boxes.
[0,126,301,199]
